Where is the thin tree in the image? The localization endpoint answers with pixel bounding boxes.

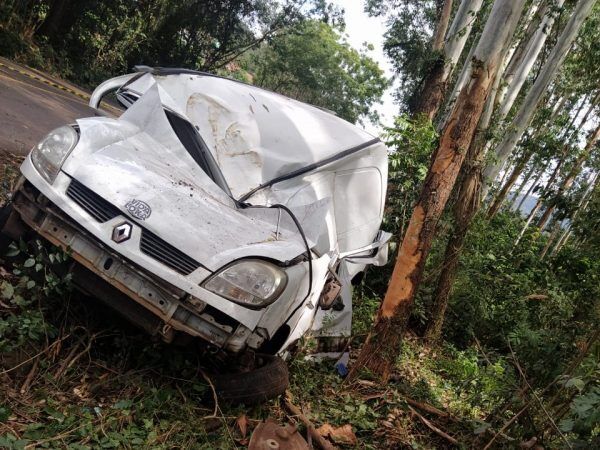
[551,172,599,254]
[349,0,527,381]
[536,123,600,229]
[415,0,484,119]
[496,0,566,119]
[483,0,597,192]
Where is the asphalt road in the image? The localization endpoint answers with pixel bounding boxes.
[0,58,97,155]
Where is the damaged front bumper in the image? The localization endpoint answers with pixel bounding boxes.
[11,178,264,353]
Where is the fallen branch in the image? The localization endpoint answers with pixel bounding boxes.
[0,334,70,376]
[54,341,81,380]
[508,342,572,450]
[408,405,459,446]
[283,393,336,450]
[405,397,455,421]
[20,357,38,394]
[199,369,219,419]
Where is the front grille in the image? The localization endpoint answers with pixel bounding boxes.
[66,179,121,222]
[140,229,201,275]
[67,178,202,275]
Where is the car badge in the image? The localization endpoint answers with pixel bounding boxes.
[112,222,132,243]
[125,199,152,220]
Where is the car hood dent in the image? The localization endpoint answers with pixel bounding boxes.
[123,72,377,199]
[61,85,313,271]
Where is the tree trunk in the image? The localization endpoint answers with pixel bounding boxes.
[438,31,479,129]
[536,124,600,229]
[496,0,565,120]
[37,0,78,42]
[488,151,532,217]
[516,163,545,213]
[540,221,561,258]
[432,0,455,51]
[415,0,484,120]
[349,0,527,381]
[551,173,598,255]
[424,8,522,341]
[511,161,537,210]
[424,137,485,342]
[496,0,546,106]
[515,158,565,245]
[483,0,596,189]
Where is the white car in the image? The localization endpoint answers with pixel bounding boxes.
[1,68,389,401]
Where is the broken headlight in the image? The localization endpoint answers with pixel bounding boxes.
[203,259,287,308]
[31,125,78,184]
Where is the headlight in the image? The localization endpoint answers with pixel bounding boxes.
[31,125,78,183]
[203,259,287,308]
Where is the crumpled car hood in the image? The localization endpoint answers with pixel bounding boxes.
[61,85,313,271]
[122,72,377,199]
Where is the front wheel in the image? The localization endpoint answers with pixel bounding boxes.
[210,354,289,405]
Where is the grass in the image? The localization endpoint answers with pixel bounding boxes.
[0,153,522,449]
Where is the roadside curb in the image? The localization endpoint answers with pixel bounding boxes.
[0,59,90,101]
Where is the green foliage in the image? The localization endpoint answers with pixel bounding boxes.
[0,240,70,353]
[365,0,440,110]
[364,115,437,297]
[0,0,342,87]
[237,20,388,123]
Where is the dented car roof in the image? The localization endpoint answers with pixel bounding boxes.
[121,72,379,199]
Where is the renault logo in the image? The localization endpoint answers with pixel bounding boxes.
[112,222,132,243]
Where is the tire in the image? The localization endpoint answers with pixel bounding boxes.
[211,354,289,405]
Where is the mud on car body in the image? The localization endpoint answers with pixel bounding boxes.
[0,67,390,401]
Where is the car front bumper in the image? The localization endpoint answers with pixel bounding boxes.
[10,177,263,353]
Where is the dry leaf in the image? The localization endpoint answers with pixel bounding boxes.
[236,414,249,439]
[317,423,357,445]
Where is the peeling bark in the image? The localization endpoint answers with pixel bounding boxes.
[349,0,527,381]
[416,0,484,120]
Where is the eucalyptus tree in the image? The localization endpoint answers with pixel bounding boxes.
[415,0,485,119]
[536,123,600,229]
[483,0,598,192]
[350,0,527,380]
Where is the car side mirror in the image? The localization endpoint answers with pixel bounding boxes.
[89,73,138,114]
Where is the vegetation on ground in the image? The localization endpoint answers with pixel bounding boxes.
[1,0,600,448]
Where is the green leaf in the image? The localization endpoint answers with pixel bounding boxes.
[5,243,20,257]
[114,399,133,410]
[23,259,35,268]
[565,377,585,392]
[1,282,14,300]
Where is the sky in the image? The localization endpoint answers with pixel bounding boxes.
[330,1,397,135]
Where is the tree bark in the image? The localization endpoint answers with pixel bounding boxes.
[349,0,527,381]
[516,162,546,213]
[511,161,537,210]
[36,0,78,42]
[515,158,565,245]
[496,0,565,120]
[432,0,455,51]
[496,0,546,106]
[483,0,596,189]
[540,221,561,258]
[423,10,521,341]
[551,173,598,255]
[415,0,484,120]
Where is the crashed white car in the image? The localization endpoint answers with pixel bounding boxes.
[1,68,389,400]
